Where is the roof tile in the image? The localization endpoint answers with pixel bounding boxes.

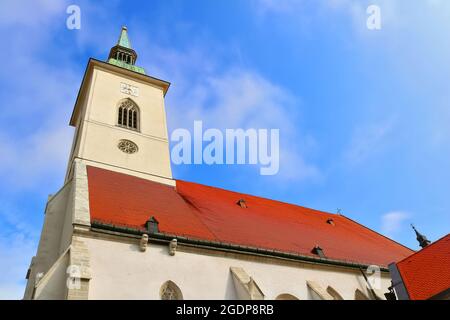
[87,166,413,267]
[396,234,450,300]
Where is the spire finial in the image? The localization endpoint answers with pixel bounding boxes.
[411,224,431,248]
[117,25,132,49]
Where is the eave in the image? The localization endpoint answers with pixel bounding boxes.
[90,220,390,272]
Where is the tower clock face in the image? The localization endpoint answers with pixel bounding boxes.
[120,82,139,97]
[117,139,138,154]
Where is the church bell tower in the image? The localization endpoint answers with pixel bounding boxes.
[66,26,173,185]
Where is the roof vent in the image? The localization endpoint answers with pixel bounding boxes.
[146,216,159,234]
[312,245,326,258]
[237,199,247,208]
[327,218,335,226]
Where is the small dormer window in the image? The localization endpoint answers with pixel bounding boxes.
[237,199,247,208]
[118,99,139,131]
[312,245,326,258]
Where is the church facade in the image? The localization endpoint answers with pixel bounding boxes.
[23,27,413,300]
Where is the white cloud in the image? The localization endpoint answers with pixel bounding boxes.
[169,66,321,182]
[343,117,395,165]
[0,232,37,299]
[381,211,410,236]
[254,0,305,15]
[0,0,67,27]
[200,69,322,181]
[133,36,322,183]
[0,0,78,192]
[0,0,76,299]
[251,0,450,151]
[178,68,296,129]
[0,125,73,190]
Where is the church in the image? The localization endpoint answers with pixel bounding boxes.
[23,27,414,300]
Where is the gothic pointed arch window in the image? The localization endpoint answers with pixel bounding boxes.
[355,288,370,300]
[160,280,183,300]
[326,286,344,300]
[275,293,299,300]
[117,99,139,131]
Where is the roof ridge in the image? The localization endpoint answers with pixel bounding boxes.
[340,214,415,254]
[176,179,337,217]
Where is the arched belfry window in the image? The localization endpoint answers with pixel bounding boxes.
[160,280,183,300]
[117,99,139,131]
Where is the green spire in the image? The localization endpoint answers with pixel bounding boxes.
[117,26,132,49]
[107,26,146,75]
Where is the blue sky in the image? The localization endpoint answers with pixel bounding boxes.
[1,0,449,299]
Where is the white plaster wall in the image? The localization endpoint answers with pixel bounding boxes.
[34,184,71,273]
[24,160,92,299]
[65,76,90,182]
[87,68,169,139]
[34,252,69,300]
[80,121,172,178]
[58,185,75,255]
[23,182,73,299]
[71,66,172,180]
[84,236,391,300]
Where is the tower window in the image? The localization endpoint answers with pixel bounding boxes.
[117,99,139,131]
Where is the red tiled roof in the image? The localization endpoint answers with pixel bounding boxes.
[86,166,413,267]
[396,234,450,300]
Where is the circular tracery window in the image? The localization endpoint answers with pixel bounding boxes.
[118,139,138,154]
